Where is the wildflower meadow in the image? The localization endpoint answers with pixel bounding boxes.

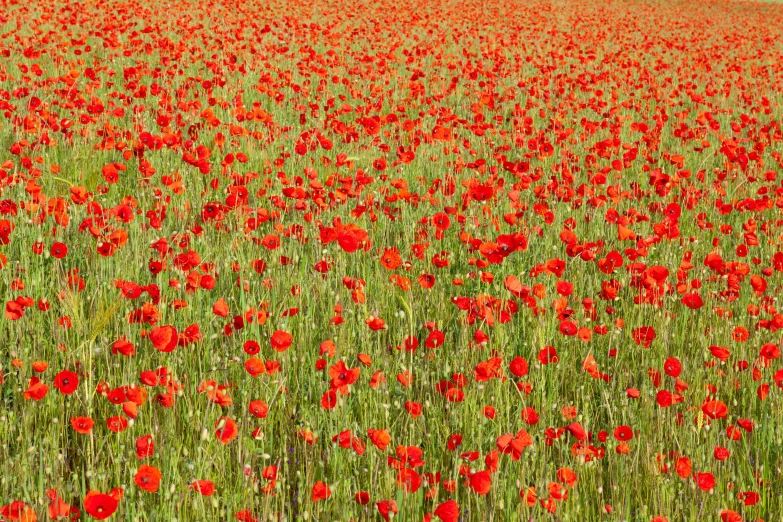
[1,0,783,520]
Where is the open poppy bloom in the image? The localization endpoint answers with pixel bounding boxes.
[149,325,178,352]
[311,481,331,502]
[214,417,239,444]
[134,465,162,493]
[83,491,119,520]
[189,481,215,496]
[53,370,79,394]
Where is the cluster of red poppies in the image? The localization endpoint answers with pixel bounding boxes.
[2,0,783,520]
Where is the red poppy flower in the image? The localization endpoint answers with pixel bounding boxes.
[701,400,728,419]
[696,472,715,491]
[738,492,759,507]
[111,338,136,357]
[248,400,269,419]
[71,417,94,434]
[243,340,260,355]
[0,501,34,521]
[367,429,391,450]
[395,468,422,493]
[509,356,529,377]
[681,292,703,309]
[270,330,292,352]
[496,429,533,460]
[136,435,155,459]
[311,481,331,502]
[214,417,238,444]
[53,370,79,395]
[321,389,337,409]
[675,457,692,478]
[189,480,215,496]
[329,360,360,389]
[134,465,162,493]
[613,425,633,441]
[50,242,68,258]
[24,377,49,401]
[107,416,129,433]
[468,470,491,495]
[376,500,398,522]
[663,357,681,378]
[404,401,423,418]
[419,330,441,350]
[433,500,459,522]
[83,491,118,520]
[538,346,558,365]
[632,326,656,348]
[149,325,178,352]
[565,422,587,441]
[235,509,259,522]
[244,357,266,377]
[380,248,402,270]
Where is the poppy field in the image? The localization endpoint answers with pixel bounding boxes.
[2,0,783,520]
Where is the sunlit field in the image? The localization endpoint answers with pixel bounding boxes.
[1,0,783,520]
